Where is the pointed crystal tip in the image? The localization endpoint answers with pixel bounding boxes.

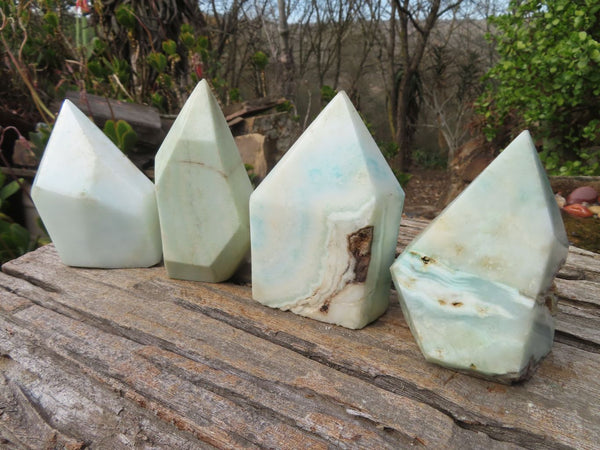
[154,80,253,282]
[250,88,404,329]
[391,130,568,382]
[31,100,162,268]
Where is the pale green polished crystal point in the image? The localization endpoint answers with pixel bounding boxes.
[391,130,569,382]
[155,80,253,282]
[250,91,405,329]
[32,100,162,268]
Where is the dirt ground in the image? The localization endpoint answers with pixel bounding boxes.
[402,168,450,218]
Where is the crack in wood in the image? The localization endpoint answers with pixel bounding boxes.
[187,284,575,449]
[1,268,61,294]
[0,312,254,449]
[554,330,600,354]
[137,351,363,447]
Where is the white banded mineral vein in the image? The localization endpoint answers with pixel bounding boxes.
[155,80,253,282]
[391,130,569,382]
[31,100,162,268]
[250,91,405,329]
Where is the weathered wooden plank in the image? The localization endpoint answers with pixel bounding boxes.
[176,282,600,450]
[1,248,518,449]
[5,304,325,449]
[396,216,431,253]
[222,96,288,123]
[2,243,600,448]
[1,216,599,449]
[558,247,600,282]
[0,304,215,448]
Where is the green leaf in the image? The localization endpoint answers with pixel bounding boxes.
[116,119,133,138]
[103,120,118,146]
[147,52,167,73]
[115,5,136,29]
[87,60,107,79]
[179,31,195,48]
[119,130,137,154]
[43,11,58,30]
[251,51,269,70]
[476,0,600,175]
[0,179,21,201]
[162,39,177,56]
[9,222,31,254]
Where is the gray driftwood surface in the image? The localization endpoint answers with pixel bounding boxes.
[0,217,599,449]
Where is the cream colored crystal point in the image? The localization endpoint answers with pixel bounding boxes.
[250,91,405,329]
[391,131,569,382]
[31,100,162,268]
[155,80,253,282]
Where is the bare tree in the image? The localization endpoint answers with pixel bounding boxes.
[343,0,384,107]
[386,0,464,171]
[421,45,483,164]
[302,0,355,91]
[277,0,295,98]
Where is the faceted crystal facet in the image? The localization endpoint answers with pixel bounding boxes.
[155,80,253,282]
[32,100,162,268]
[391,130,569,382]
[250,91,405,329]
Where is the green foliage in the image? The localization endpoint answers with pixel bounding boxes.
[379,141,399,160]
[0,173,36,264]
[412,148,447,169]
[0,173,22,211]
[28,123,52,159]
[244,164,259,186]
[0,1,78,122]
[1,2,244,119]
[43,11,59,32]
[378,142,412,186]
[162,39,177,56]
[115,5,136,30]
[229,88,241,103]
[103,120,138,153]
[392,170,412,188]
[320,85,337,104]
[0,220,36,264]
[276,100,293,112]
[147,52,167,73]
[252,51,269,71]
[151,92,165,110]
[478,0,600,175]
[359,112,375,137]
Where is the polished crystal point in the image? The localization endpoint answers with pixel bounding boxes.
[32,100,162,268]
[155,80,253,282]
[391,130,568,382]
[250,91,405,329]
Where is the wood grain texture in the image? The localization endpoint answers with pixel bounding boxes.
[0,217,598,449]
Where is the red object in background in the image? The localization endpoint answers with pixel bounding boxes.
[566,186,598,205]
[76,0,90,13]
[563,204,594,218]
[195,64,203,79]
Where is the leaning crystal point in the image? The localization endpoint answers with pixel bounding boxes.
[391,130,568,382]
[250,91,405,329]
[155,80,253,282]
[32,100,162,268]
